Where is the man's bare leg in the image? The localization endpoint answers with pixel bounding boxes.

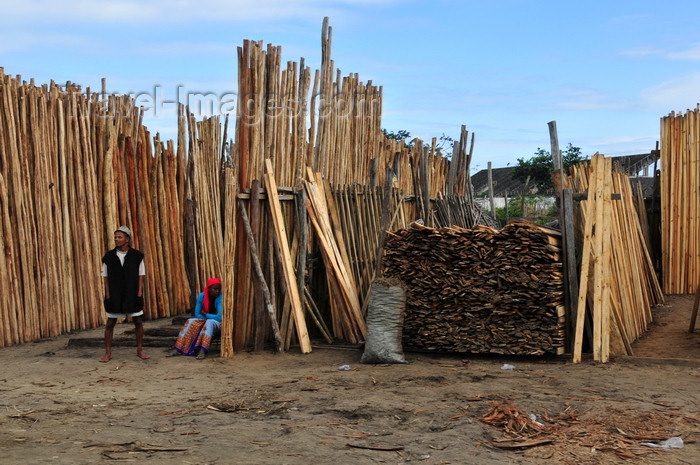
[99,318,116,362]
[134,316,150,359]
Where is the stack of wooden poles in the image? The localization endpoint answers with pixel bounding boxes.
[331,184,406,315]
[660,107,700,294]
[568,154,663,362]
[98,95,191,321]
[0,70,192,348]
[218,19,480,355]
[304,168,365,343]
[227,38,315,353]
[0,17,486,351]
[183,111,226,293]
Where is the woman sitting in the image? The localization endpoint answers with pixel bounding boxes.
[167,278,222,359]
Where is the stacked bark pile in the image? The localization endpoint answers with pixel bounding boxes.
[382,221,565,355]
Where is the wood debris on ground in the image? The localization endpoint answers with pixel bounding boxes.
[479,397,696,461]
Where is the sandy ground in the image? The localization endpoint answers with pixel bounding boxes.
[1,296,699,465]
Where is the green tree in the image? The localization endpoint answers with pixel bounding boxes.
[511,143,585,192]
[382,129,456,157]
[436,133,455,156]
[382,129,414,148]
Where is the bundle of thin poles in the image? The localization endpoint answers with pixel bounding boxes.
[0,18,482,351]
[660,107,700,294]
[0,71,191,347]
[568,155,663,362]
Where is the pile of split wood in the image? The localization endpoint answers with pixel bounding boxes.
[383,221,565,355]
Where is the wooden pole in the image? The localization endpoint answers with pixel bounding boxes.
[487,161,496,218]
[295,188,308,334]
[220,167,237,358]
[420,145,430,225]
[573,157,599,363]
[562,188,579,352]
[375,168,395,279]
[238,198,283,352]
[264,159,311,353]
[549,121,578,353]
[250,180,265,350]
[600,157,612,362]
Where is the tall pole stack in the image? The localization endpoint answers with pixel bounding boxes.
[660,107,700,294]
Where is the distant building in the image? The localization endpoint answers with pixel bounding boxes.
[470,152,659,213]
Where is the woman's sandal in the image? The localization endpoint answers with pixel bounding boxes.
[165,351,181,357]
[195,353,207,360]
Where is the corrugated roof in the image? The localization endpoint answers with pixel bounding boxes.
[470,152,658,198]
[629,176,657,198]
[471,166,526,197]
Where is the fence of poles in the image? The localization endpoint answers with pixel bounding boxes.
[0,72,191,347]
[0,18,475,350]
[660,107,700,294]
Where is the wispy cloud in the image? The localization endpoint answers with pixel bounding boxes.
[0,31,91,54]
[619,43,700,61]
[584,135,660,158]
[607,13,655,28]
[0,0,397,25]
[132,41,237,58]
[619,46,667,58]
[550,88,631,111]
[668,43,700,60]
[640,72,700,113]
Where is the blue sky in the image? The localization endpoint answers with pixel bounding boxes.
[2,0,699,170]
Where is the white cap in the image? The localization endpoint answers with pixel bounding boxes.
[115,226,131,237]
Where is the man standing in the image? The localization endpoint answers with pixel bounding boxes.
[100,226,150,362]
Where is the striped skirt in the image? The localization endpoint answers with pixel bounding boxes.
[172,318,220,356]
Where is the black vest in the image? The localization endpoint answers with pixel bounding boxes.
[102,247,144,313]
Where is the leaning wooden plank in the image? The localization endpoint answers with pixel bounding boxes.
[573,158,598,363]
[305,183,359,341]
[608,174,635,354]
[591,155,605,361]
[239,198,283,352]
[305,170,366,340]
[304,285,333,343]
[562,188,579,352]
[309,172,363,317]
[600,157,612,362]
[295,188,309,337]
[263,159,311,353]
[250,180,265,351]
[322,177,357,290]
[618,173,650,340]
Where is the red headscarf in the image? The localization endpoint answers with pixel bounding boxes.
[202,278,221,315]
